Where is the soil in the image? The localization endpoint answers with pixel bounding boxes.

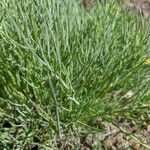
[60,117,150,150]
[83,0,150,19]
[123,0,150,18]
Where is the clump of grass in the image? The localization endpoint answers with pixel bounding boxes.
[0,0,150,149]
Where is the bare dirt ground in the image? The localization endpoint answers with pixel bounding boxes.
[80,118,150,149]
[83,0,150,19]
[59,116,150,150]
[123,0,150,18]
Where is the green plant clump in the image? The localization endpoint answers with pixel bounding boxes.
[0,0,150,149]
